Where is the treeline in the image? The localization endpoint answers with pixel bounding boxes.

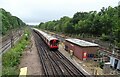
[38,6,120,47]
[0,8,26,35]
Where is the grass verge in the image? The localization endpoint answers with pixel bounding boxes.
[2,28,30,76]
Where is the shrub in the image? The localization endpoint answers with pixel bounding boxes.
[100,34,109,41]
[99,61,104,69]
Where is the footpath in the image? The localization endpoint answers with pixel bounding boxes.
[19,35,43,75]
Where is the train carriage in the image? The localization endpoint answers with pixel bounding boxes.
[32,28,59,50]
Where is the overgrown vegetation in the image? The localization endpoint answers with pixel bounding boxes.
[0,8,26,35]
[38,5,120,48]
[99,61,105,69]
[2,28,30,76]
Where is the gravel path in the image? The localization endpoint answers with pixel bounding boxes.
[19,35,43,75]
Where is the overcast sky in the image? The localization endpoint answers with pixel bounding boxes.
[0,0,119,25]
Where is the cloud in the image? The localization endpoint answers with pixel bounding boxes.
[0,0,118,25]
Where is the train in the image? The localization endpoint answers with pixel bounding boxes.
[32,28,59,50]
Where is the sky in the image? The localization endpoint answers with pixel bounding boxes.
[0,0,119,25]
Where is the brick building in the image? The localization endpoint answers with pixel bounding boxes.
[64,38,99,60]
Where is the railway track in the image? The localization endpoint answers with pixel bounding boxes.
[0,33,23,54]
[33,30,86,77]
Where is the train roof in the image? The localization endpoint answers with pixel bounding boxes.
[65,38,99,47]
[32,28,58,41]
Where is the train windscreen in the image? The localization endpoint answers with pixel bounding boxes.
[50,40,59,46]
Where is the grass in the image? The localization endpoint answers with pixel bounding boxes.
[2,28,30,76]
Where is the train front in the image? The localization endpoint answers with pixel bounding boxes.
[50,39,59,50]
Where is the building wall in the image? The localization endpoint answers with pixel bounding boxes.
[117,60,120,70]
[110,56,120,70]
[110,56,115,67]
[64,41,83,60]
[64,41,74,51]
[82,47,98,60]
[82,47,98,54]
[64,41,98,60]
[74,45,83,60]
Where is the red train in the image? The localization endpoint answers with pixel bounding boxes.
[33,28,59,50]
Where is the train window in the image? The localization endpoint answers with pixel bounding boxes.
[53,40,56,46]
[51,40,59,46]
[50,41,52,46]
[54,42,58,46]
[55,40,59,46]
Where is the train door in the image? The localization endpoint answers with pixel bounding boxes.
[53,40,59,46]
[52,40,55,46]
[52,40,57,46]
[50,40,56,46]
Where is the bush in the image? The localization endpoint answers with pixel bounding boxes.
[117,42,120,48]
[100,34,109,41]
[99,61,104,69]
[2,66,19,76]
